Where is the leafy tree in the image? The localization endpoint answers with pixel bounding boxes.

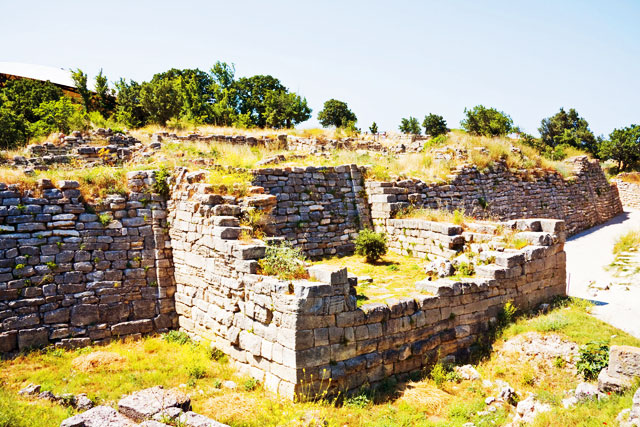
[0,78,62,122]
[140,79,182,126]
[263,91,311,129]
[234,75,287,128]
[369,122,378,134]
[598,125,640,172]
[0,106,28,148]
[317,99,357,128]
[93,69,116,118]
[539,108,597,153]
[114,79,147,128]
[461,105,513,137]
[399,117,421,135]
[29,97,79,136]
[422,113,448,137]
[71,69,91,112]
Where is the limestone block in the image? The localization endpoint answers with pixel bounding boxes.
[307,265,348,285]
[118,386,191,422]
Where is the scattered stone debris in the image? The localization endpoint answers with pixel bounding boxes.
[509,395,551,426]
[455,364,481,381]
[598,345,640,393]
[617,387,640,426]
[59,386,228,427]
[18,382,94,411]
[500,332,578,370]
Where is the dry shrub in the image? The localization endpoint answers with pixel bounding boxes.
[71,351,126,371]
[398,381,450,414]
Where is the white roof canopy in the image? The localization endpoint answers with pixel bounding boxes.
[0,62,95,90]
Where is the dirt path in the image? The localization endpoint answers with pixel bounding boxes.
[565,209,640,338]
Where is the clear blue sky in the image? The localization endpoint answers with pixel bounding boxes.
[2,0,638,136]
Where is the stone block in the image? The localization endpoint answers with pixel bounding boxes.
[71,304,99,326]
[118,386,190,422]
[307,265,348,285]
[60,405,136,427]
[18,327,48,350]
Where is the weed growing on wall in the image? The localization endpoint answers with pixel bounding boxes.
[258,242,308,280]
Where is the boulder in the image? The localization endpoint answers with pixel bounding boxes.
[178,411,230,427]
[117,386,190,421]
[60,405,135,427]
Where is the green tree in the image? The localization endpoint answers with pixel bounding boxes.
[369,122,378,134]
[422,113,448,136]
[539,108,597,154]
[399,117,421,135]
[114,79,147,128]
[0,78,62,122]
[317,99,357,128]
[0,106,28,148]
[140,79,182,126]
[461,105,513,137]
[29,97,79,136]
[598,125,640,172]
[263,91,311,129]
[71,69,91,112]
[234,75,287,128]
[93,69,116,118]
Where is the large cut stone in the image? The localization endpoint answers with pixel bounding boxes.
[60,405,135,427]
[117,386,191,421]
[179,411,230,427]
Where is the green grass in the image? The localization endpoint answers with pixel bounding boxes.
[1,299,639,427]
[613,229,640,256]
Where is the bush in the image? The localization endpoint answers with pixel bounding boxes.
[153,166,171,197]
[461,105,513,137]
[243,378,259,391]
[423,113,448,137]
[258,242,307,280]
[162,330,192,345]
[577,341,609,381]
[354,229,388,263]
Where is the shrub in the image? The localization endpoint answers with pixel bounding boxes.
[497,301,517,327]
[344,392,371,408]
[208,347,227,362]
[153,166,171,197]
[576,341,609,381]
[187,364,206,380]
[98,213,112,227]
[243,378,259,391]
[162,330,192,345]
[354,229,388,263]
[422,113,448,137]
[258,242,307,280]
[461,105,513,137]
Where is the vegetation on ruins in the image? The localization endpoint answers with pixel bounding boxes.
[1,299,638,426]
[460,105,514,137]
[539,108,598,155]
[599,124,640,172]
[258,241,308,280]
[422,113,448,137]
[354,229,388,263]
[398,116,421,135]
[576,340,610,381]
[317,98,357,128]
[369,121,378,135]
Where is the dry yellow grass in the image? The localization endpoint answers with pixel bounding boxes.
[398,382,451,414]
[71,351,126,371]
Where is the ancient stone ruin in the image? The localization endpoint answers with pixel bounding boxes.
[0,156,624,399]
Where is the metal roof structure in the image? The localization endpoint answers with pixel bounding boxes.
[0,62,94,90]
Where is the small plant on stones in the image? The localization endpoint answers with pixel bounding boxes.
[258,242,308,280]
[208,347,226,362]
[153,165,172,197]
[45,261,57,271]
[98,213,112,227]
[354,229,388,263]
[187,364,206,381]
[576,340,609,381]
[212,379,222,389]
[430,361,461,388]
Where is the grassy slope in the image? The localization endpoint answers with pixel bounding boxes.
[1,300,639,427]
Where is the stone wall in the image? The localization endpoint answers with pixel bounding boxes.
[612,178,640,210]
[168,174,566,399]
[252,164,371,258]
[366,156,622,236]
[0,171,177,353]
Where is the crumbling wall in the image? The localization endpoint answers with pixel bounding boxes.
[252,164,371,258]
[612,178,640,210]
[366,156,622,236]
[0,171,176,352]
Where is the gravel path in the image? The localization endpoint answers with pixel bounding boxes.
[565,209,640,339]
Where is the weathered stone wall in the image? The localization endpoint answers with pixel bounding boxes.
[285,219,566,397]
[612,178,640,210]
[366,156,622,236]
[0,171,176,353]
[252,164,371,258]
[169,173,566,399]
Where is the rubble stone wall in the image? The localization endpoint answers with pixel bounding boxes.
[366,156,622,236]
[0,171,176,353]
[612,179,640,210]
[252,164,371,258]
